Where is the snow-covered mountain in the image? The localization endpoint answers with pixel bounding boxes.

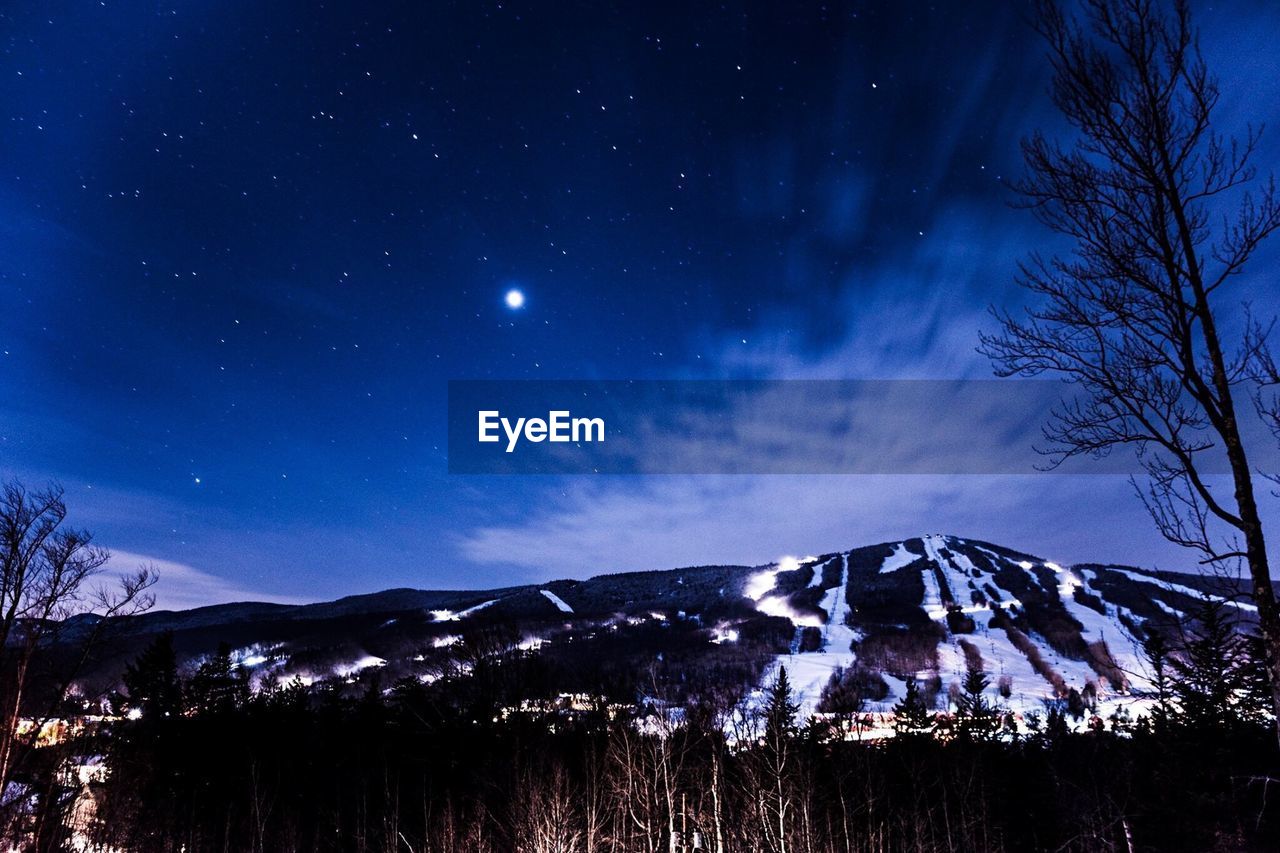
[742,534,1258,721]
[92,535,1265,720]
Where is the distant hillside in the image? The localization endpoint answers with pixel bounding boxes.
[71,536,1270,720]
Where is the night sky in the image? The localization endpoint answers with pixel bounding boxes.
[3,1,1279,609]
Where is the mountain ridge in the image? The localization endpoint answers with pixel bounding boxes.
[80,535,1272,723]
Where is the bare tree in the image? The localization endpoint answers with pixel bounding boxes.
[0,480,155,825]
[513,764,585,853]
[980,0,1280,729]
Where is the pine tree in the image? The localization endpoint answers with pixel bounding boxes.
[1044,701,1070,741]
[1238,631,1275,729]
[956,661,998,739]
[122,631,182,719]
[764,665,800,741]
[187,643,249,714]
[892,677,933,737]
[1140,629,1174,731]
[1170,598,1241,732]
[757,666,799,853]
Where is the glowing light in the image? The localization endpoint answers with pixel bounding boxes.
[745,567,781,600]
[745,556,801,601]
[711,626,740,645]
[505,288,525,309]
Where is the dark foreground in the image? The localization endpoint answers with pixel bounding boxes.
[10,679,1280,853]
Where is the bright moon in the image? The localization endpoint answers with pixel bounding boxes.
[505,288,525,309]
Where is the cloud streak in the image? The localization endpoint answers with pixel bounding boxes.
[106,549,309,612]
[456,474,1230,580]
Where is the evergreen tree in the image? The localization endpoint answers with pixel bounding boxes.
[764,665,800,741]
[758,666,799,853]
[956,661,998,739]
[892,677,933,737]
[1141,629,1174,731]
[122,631,182,719]
[1044,701,1070,741]
[1170,598,1241,732]
[187,643,249,715]
[1238,631,1275,728]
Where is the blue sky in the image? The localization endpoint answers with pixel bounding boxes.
[2,0,1278,608]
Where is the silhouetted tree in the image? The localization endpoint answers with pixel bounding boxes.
[0,480,154,839]
[1141,628,1175,731]
[755,667,799,852]
[763,666,800,741]
[123,631,182,720]
[980,0,1280,731]
[187,643,248,714]
[1238,630,1276,728]
[956,662,999,739]
[1170,597,1247,732]
[892,677,934,736]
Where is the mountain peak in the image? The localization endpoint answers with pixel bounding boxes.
[92,536,1258,726]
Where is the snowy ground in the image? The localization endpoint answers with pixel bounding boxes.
[756,554,863,719]
[747,536,1163,726]
[540,590,574,613]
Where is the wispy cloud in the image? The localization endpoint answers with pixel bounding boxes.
[457,474,1212,579]
[105,549,309,612]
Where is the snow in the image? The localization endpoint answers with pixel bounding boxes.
[925,608,1065,714]
[748,537,1094,720]
[540,590,574,613]
[431,598,501,622]
[892,538,1145,714]
[276,674,314,687]
[744,564,785,600]
[756,594,825,627]
[1054,568,1146,692]
[921,534,993,619]
[879,542,918,574]
[756,554,861,719]
[710,625,740,644]
[746,558,826,627]
[459,598,499,616]
[232,643,283,671]
[1110,568,1258,612]
[818,555,859,653]
[745,555,817,600]
[335,656,386,677]
[919,547,947,620]
[733,536,1199,733]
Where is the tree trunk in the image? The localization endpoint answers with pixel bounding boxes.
[1165,139,1280,738]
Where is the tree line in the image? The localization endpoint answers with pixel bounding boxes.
[1,606,1274,853]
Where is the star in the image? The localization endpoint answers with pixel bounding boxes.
[505,289,525,309]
